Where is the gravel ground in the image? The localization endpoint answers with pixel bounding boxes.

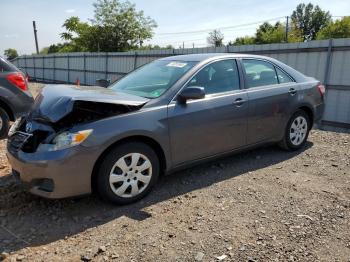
[26,82,44,97]
[0,83,349,262]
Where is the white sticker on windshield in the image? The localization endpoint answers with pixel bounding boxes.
[166,61,187,68]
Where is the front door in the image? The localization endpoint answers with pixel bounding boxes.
[168,59,249,166]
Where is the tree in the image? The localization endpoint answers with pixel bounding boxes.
[317,16,350,39]
[4,48,18,60]
[227,18,304,46]
[60,16,97,52]
[48,43,68,53]
[287,22,304,43]
[39,47,49,55]
[207,29,224,47]
[60,0,157,52]
[255,22,285,44]
[228,36,255,46]
[256,21,303,44]
[137,44,174,50]
[91,0,157,51]
[291,3,331,41]
[39,43,75,54]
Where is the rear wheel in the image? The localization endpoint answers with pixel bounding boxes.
[279,110,310,151]
[0,108,10,139]
[96,142,160,205]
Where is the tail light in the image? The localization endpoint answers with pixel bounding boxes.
[317,83,326,97]
[6,72,28,91]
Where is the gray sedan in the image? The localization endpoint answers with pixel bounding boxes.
[7,54,325,204]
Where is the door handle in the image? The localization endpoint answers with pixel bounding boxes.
[289,88,297,96]
[233,98,246,106]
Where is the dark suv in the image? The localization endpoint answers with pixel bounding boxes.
[0,57,34,138]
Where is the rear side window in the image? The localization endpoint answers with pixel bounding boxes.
[186,59,240,95]
[242,59,278,88]
[0,57,16,72]
[276,67,294,83]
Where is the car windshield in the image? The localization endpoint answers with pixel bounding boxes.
[110,60,197,98]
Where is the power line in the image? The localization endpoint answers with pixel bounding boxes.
[148,15,349,48]
[151,24,276,46]
[155,15,348,37]
[154,26,260,40]
[156,16,286,36]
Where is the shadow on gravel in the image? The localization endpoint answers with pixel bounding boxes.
[0,142,313,253]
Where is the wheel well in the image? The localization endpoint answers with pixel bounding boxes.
[91,135,167,193]
[0,100,14,121]
[299,106,314,128]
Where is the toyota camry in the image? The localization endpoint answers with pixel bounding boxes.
[7,54,325,204]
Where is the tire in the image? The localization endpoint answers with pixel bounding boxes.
[0,108,10,139]
[279,110,310,151]
[96,142,160,205]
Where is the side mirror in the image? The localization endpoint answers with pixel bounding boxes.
[96,79,111,88]
[177,86,205,103]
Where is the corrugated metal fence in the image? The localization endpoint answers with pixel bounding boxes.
[11,38,350,129]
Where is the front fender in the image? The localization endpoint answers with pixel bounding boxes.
[80,106,172,171]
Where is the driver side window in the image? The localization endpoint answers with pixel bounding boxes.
[186,59,240,95]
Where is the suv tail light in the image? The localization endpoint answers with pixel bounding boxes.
[6,72,28,91]
[317,83,326,97]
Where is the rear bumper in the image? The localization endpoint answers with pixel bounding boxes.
[314,103,325,124]
[10,91,34,119]
[1,89,34,120]
[6,145,97,199]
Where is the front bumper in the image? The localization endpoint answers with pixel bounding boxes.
[6,145,98,199]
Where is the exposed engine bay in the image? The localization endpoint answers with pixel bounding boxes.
[33,99,144,131]
[8,85,148,153]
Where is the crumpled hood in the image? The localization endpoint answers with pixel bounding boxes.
[31,85,149,123]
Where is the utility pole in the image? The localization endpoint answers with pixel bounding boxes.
[182,42,185,49]
[32,21,39,54]
[285,16,289,43]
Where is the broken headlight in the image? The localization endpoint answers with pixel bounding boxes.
[8,117,22,137]
[37,129,93,152]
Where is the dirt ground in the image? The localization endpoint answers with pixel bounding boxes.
[0,83,350,262]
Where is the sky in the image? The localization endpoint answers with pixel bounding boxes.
[1,0,350,55]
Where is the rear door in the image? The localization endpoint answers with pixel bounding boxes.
[167,59,249,166]
[240,58,299,144]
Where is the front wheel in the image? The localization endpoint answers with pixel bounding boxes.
[96,142,160,205]
[279,110,310,151]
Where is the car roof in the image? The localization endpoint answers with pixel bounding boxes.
[159,52,308,83]
[160,53,267,62]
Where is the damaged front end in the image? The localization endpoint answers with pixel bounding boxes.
[8,85,148,154]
